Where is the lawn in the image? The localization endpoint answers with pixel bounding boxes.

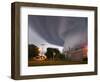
[28,59,87,66]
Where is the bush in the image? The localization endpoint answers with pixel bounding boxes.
[59,53,65,60]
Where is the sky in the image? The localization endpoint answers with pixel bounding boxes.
[28,15,87,52]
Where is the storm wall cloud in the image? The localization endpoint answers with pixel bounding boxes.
[28,15,87,51]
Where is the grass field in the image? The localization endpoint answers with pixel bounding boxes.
[28,59,87,66]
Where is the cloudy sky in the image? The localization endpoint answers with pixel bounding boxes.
[28,15,87,52]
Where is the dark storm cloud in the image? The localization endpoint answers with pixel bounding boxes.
[28,15,87,49]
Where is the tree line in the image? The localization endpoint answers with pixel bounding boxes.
[28,44,65,60]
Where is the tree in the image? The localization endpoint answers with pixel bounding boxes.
[59,53,65,60]
[28,44,40,59]
[45,48,61,60]
[45,48,53,59]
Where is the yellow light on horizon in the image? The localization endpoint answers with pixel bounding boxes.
[38,48,42,51]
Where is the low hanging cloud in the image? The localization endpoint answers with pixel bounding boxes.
[28,15,87,51]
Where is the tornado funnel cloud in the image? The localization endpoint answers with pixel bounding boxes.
[60,18,88,51]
